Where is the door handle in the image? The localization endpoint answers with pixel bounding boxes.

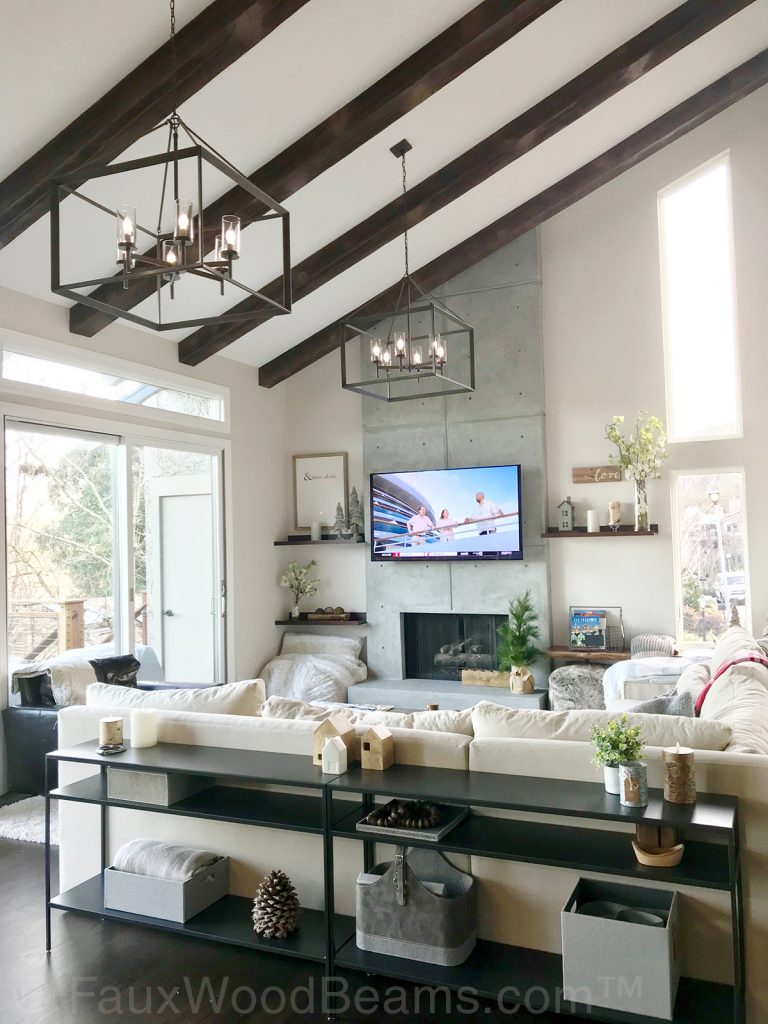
[163,609,175,617]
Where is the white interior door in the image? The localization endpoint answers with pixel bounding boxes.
[159,491,215,682]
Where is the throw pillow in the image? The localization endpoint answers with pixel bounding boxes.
[260,695,474,736]
[676,662,711,700]
[630,691,694,717]
[279,632,363,659]
[13,669,55,707]
[85,679,265,717]
[470,702,733,751]
[89,654,140,688]
[698,662,768,754]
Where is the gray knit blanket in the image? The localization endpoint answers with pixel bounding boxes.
[113,838,221,882]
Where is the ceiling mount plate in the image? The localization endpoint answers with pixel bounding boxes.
[389,139,413,159]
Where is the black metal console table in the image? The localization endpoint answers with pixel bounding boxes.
[45,744,745,1024]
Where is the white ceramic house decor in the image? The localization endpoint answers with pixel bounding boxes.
[312,714,356,766]
[557,497,574,531]
[321,735,348,774]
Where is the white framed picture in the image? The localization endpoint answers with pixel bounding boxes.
[293,452,348,530]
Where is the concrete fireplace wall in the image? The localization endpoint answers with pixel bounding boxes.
[363,231,550,687]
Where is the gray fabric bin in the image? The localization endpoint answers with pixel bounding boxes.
[104,856,229,923]
[107,767,214,806]
[356,845,476,966]
[561,878,680,1020]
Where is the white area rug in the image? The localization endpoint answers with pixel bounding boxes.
[0,797,59,845]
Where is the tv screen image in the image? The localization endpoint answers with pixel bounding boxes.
[371,465,523,561]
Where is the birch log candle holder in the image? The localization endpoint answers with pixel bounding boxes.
[98,716,124,751]
[663,745,696,804]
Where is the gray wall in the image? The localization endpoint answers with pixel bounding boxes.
[363,231,550,687]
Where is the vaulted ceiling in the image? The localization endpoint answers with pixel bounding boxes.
[1,0,766,386]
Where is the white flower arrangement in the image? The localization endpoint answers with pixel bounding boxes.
[280,559,320,605]
[605,412,667,483]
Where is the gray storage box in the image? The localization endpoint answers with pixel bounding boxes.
[107,767,214,806]
[562,878,679,1020]
[356,845,476,966]
[104,856,229,923]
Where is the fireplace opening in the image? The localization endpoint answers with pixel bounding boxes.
[402,612,506,681]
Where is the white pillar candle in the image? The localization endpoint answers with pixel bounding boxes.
[310,520,322,542]
[587,509,600,533]
[99,717,123,748]
[130,708,158,749]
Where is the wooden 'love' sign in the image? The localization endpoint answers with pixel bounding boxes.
[572,465,622,484]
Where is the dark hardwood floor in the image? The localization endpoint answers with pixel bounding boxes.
[0,836,576,1023]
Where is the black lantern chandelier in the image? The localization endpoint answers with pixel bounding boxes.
[339,140,474,402]
[50,0,291,332]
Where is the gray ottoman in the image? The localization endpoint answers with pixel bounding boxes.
[548,665,606,711]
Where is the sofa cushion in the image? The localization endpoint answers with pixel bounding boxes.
[676,662,711,700]
[710,626,764,673]
[85,679,265,717]
[699,662,768,754]
[260,695,473,736]
[630,691,694,717]
[280,632,363,658]
[470,702,733,751]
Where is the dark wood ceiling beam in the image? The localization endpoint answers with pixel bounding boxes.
[179,0,755,366]
[69,0,561,337]
[0,0,310,250]
[258,50,768,388]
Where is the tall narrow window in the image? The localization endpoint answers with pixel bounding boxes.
[658,155,741,441]
[672,471,749,645]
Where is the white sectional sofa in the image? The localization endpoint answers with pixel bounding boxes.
[56,625,768,1022]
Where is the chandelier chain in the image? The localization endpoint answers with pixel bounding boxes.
[169,0,179,116]
[401,152,409,280]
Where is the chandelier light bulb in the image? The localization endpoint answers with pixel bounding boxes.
[382,348,392,365]
[412,347,422,366]
[116,205,137,249]
[221,216,241,257]
[394,332,406,354]
[371,340,382,362]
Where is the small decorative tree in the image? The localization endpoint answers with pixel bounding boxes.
[333,501,347,539]
[348,487,364,538]
[496,591,542,693]
[280,559,319,618]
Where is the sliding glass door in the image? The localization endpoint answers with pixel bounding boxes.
[5,419,225,687]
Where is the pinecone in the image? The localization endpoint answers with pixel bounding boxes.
[251,869,300,939]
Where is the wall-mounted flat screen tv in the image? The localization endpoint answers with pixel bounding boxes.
[371,465,523,561]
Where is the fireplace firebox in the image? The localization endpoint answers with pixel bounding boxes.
[402,612,506,682]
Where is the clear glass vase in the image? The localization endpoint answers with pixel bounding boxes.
[291,603,300,619]
[634,477,649,532]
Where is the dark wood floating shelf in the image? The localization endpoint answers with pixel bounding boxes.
[275,612,367,626]
[547,646,630,664]
[543,525,659,538]
[274,535,366,546]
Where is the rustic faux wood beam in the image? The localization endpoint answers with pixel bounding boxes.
[180,0,754,366]
[69,0,560,337]
[258,49,768,388]
[0,0,309,250]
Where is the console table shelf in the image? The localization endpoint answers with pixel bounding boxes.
[51,874,354,963]
[333,940,733,1023]
[45,743,744,1024]
[330,802,731,891]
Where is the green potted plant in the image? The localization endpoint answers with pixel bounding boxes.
[590,714,645,794]
[496,591,542,694]
[280,559,320,619]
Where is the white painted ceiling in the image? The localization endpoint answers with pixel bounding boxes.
[0,0,766,371]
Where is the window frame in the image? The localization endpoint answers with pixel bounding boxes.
[657,151,743,444]
[0,330,230,433]
[670,466,751,647]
